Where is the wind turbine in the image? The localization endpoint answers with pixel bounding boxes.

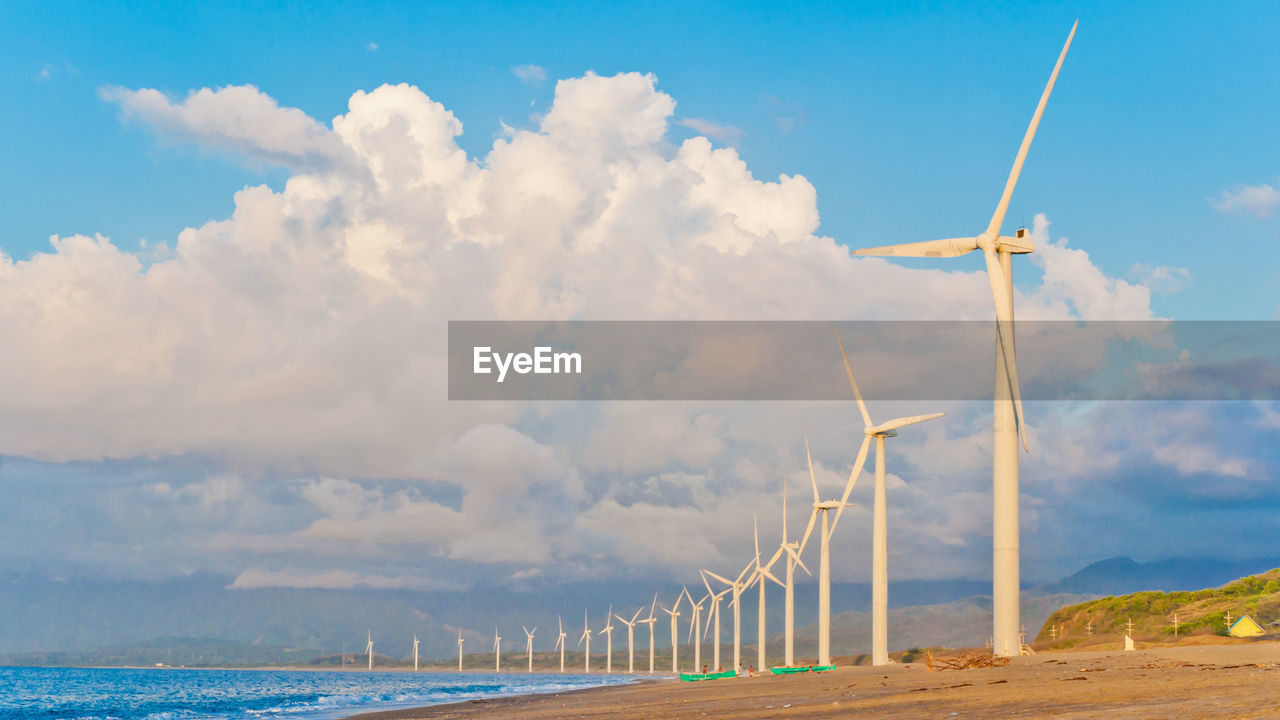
[796,429,869,666]
[660,589,687,673]
[848,21,1077,656]
[522,625,537,673]
[746,513,786,671]
[578,610,593,673]
[412,633,420,672]
[493,627,502,672]
[457,630,464,672]
[554,616,567,673]
[835,328,945,665]
[776,475,811,667]
[687,591,708,672]
[699,571,731,672]
[615,606,645,673]
[640,595,659,673]
[365,631,374,671]
[600,606,616,674]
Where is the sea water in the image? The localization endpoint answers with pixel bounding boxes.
[0,666,638,720]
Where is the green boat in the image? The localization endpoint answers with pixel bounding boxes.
[769,665,835,674]
[679,670,737,681]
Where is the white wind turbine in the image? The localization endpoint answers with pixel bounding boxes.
[412,633,420,672]
[522,625,537,673]
[660,588,687,673]
[849,21,1077,656]
[834,328,945,666]
[600,606,616,674]
[746,514,786,671]
[699,571,731,672]
[364,631,374,671]
[554,616,567,673]
[493,628,502,672]
[687,591,707,672]
[640,595,659,673]
[703,559,755,673]
[796,429,868,667]
[776,475,811,667]
[615,606,645,674]
[457,630,464,672]
[578,610,593,673]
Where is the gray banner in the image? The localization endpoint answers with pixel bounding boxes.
[447,321,1280,401]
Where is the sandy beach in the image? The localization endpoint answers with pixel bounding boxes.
[347,642,1280,720]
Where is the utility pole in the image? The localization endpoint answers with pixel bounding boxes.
[1125,617,1135,636]
[1172,613,1179,639]
[1225,611,1233,629]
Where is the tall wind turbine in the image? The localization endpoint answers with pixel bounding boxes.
[412,633,420,672]
[687,592,707,672]
[835,328,945,665]
[554,616,567,673]
[661,588,687,673]
[747,514,786,671]
[578,610,593,673]
[600,606,616,674]
[493,628,502,672]
[522,625,537,673]
[848,21,1077,657]
[615,606,644,673]
[699,571,731,672]
[704,557,757,673]
[777,475,811,667]
[796,429,869,666]
[457,630,464,671]
[365,631,374,671]
[640,595,659,673]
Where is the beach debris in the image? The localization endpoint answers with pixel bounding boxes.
[924,652,1011,671]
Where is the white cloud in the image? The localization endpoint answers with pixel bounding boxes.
[1128,263,1191,296]
[1213,183,1280,219]
[677,117,745,145]
[229,567,434,590]
[511,64,547,86]
[367,41,379,52]
[1,72,1198,581]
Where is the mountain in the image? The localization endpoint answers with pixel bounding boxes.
[1037,568,1280,645]
[1034,556,1280,596]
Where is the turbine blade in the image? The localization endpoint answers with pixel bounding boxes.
[797,509,818,556]
[760,565,785,588]
[781,475,788,543]
[984,20,1078,238]
[849,236,980,258]
[701,569,715,597]
[834,327,873,428]
[868,412,946,435]
[982,246,1029,451]
[753,513,761,562]
[786,544,812,576]
[804,430,819,503]
[830,435,872,533]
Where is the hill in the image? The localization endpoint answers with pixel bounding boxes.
[1034,556,1280,596]
[1037,568,1280,648]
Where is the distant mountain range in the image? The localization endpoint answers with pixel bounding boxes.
[2,556,1276,667]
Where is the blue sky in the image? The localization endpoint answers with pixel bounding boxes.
[0,1,1278,594]
[4,1,1279,318]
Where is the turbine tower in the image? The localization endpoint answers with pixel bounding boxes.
[746,513,785,671]
[849,21,1077,657]
[578,610,593,673]
[699,571,731,672]
[600,606,616,674]
[493,628,501,672]
[835,328,945,665]
[522,625,537,673]
[412,633,420,672]
[687,591,707,672]
[364,631,374,671]
[554,616,567,673]
[615,606,645,673]
[640,595,659,673]
[661,589,686,673]
[457,630,464,672]
[796,429,869,666]
[776,475,811,667]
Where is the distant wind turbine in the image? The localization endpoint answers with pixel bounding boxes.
[699,571,731,672]
[745,513,785,671]
[615,606,645,673]
[687,591,708,672]
[578,610,593,673]
[522,625,537,673]
[365,631,374,671]
[600,606,616,674]
[412,633,420,672]
[554,616,567,673]
[660,589,687,673]
[849,20,1077,656]
[774,475,811,667]
[457,630,464,672]
[493,628,502,672]
[835,328,945,665]
[706,543,770,672]
[640,595,659,673]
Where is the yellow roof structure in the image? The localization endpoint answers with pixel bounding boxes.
[1228,615,1264,638]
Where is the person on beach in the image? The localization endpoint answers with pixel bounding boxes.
[702,665,708,675]
[747,665,755,677]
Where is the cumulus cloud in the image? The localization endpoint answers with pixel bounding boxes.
[677,117,745,145]
[1213,183,1280,219]
[1128,263,1192,296]
[0,71,1217,587]
[230,567,432,590]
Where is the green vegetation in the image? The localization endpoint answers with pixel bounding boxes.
[1037,568,1280,645]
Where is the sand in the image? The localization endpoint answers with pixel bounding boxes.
[346,642,1280,720]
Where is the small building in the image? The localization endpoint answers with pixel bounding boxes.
[1228,615,1264,638]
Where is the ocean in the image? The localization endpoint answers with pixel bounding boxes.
[0,666,639,720]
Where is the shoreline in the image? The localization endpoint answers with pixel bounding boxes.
[340,642,1280,720]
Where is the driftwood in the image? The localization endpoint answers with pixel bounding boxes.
[924,651,1012,671]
